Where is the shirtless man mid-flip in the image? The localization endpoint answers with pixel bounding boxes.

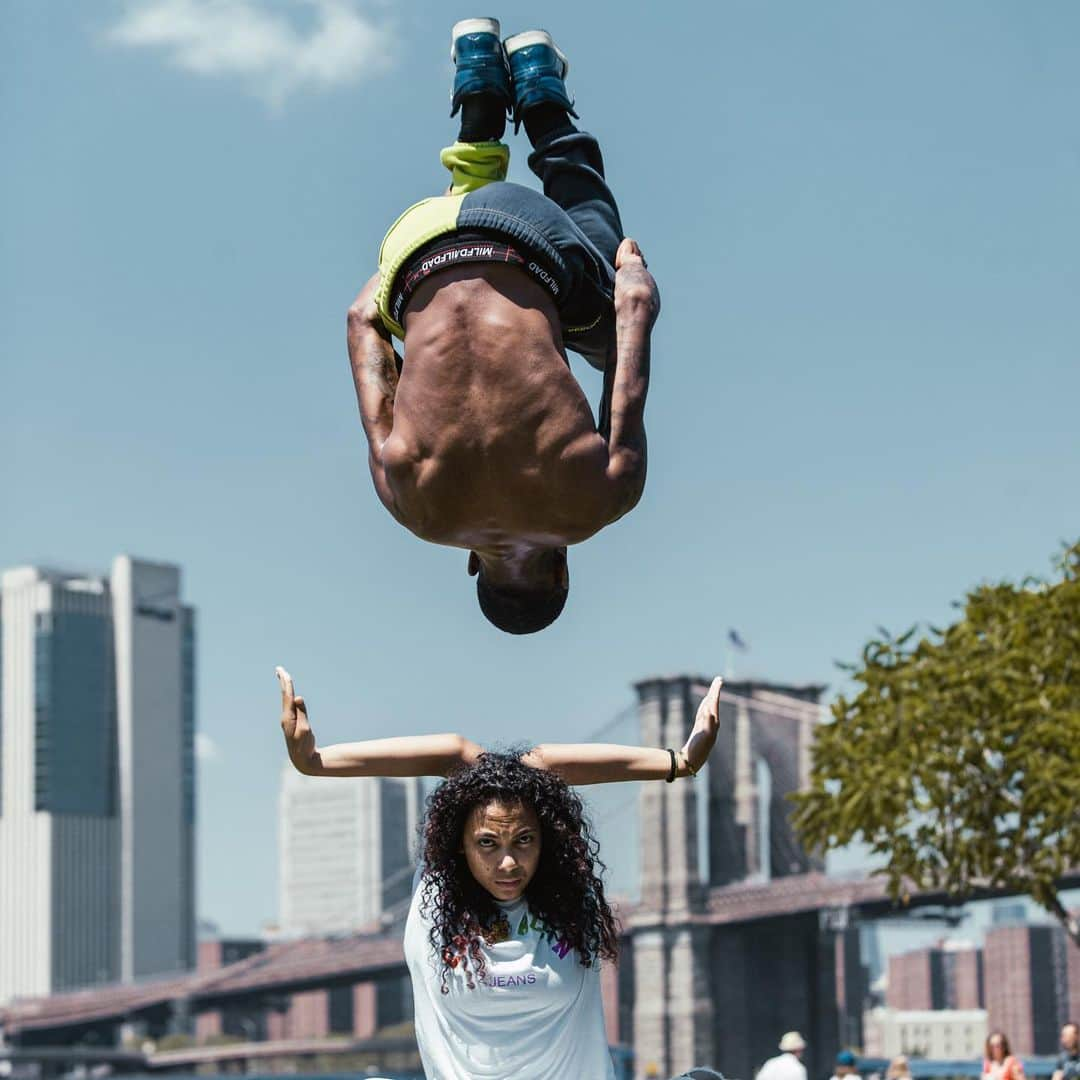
[348,19,659,633]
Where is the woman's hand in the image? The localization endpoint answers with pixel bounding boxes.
[274,667,479,777]
[276,666,317,774]
[680,676,722,775]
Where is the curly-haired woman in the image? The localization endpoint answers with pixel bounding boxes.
[275,666,723,1080]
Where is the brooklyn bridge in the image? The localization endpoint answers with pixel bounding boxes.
[3,676,1075,1079]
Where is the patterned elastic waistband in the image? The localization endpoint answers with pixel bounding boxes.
[389,234,562,327]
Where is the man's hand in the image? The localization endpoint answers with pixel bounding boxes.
[276,666,317,774]
[346,272,392,351]
[681,676,722,775]
[614,237,660,329]
[599,237,659,517]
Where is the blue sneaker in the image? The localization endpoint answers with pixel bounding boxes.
[451,18,511,118]
[503,29,577,130]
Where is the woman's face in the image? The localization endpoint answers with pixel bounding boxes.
[989,1036,1005,1061]
[461,799,541,902]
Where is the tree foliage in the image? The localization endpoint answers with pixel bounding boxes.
[791,541,1080,943]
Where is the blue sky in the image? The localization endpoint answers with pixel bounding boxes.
[2,1,1078,936]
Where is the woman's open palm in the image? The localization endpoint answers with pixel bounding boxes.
[276,666,316,773]
[682,676,722,774]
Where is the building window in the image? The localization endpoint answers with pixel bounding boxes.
[34,607,116,816]
[34,623,52,810]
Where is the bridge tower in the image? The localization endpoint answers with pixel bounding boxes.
[631,676,714,1078]
[629,675,829,1079]
[708,679,824,885]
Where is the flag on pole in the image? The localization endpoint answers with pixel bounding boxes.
[727,628,749,652]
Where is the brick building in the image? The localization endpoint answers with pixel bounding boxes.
[886,943,983,1012]
[876,922,1080,1057]
[984,925,1069,1055]
[946,946,985,1010]
[887,949,947,1011]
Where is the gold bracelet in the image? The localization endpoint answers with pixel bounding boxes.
[679,750,698,778]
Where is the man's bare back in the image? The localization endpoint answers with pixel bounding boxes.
[348,238,658,630]
[381,264,619,546]
[350,242,656,529]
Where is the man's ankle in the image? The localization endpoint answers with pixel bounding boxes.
[523,103,576,145]
[458,93,507,143]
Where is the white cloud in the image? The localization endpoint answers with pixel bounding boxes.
[108,0,395,105]
[195,731,220,762]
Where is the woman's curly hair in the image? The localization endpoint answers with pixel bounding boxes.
[418,749,619,993]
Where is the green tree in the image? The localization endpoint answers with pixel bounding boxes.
[792,541,1080,944]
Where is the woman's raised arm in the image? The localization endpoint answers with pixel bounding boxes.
[276,667,481,778]
[523,677,722,785]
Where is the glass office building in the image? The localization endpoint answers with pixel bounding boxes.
[0,557,196,1003]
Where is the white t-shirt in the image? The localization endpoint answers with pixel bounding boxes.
[759,1053,809,1080]
[405,870,615,1080]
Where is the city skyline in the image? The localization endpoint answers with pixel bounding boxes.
[0,625,1075,1074]
[882,926,1080,1056]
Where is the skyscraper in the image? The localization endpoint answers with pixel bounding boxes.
[0,557,196,1003]
[279,768,422,936]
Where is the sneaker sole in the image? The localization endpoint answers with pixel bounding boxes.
[503,29,569,77]
[451,17,502,62]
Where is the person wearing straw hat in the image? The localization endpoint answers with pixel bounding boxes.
[758,1033,809,1080]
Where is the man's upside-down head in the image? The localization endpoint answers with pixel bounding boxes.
[468,547,569,634]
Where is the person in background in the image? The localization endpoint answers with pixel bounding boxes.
[1051,1022,1080,1080]
[886,1054,912,1080]
[983,1031,1025,1080]
[757,1032,808,1080]
[830,1050,862,1080]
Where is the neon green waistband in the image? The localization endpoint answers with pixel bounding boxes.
[374,141,510,338]
[375,194,466,339]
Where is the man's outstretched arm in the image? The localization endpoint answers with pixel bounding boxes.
[601,238,660,519]
[346,274,404,521]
